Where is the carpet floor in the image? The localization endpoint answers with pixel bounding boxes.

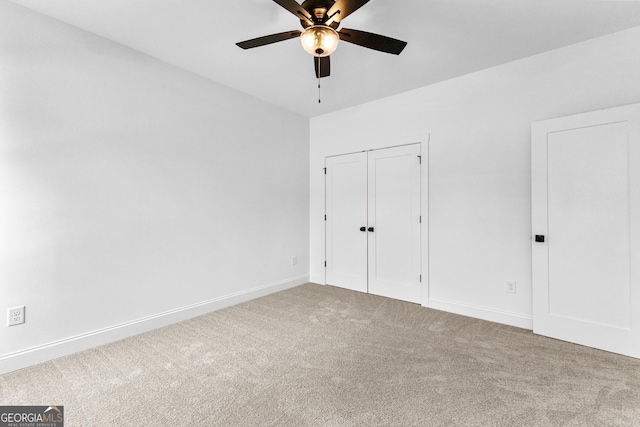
[1,283,639,426]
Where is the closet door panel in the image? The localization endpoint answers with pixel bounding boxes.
[325,152,368,292]
[368,145,421,303]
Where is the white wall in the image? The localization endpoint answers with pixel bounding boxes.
[310,26,640,328]
[0,1,309,372]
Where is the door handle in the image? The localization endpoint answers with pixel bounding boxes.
[360,227,366,232]
[368,227,374,232]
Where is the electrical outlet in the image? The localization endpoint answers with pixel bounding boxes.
[291,256,297,266]
[7,306,25,326]
[506,281,517,294]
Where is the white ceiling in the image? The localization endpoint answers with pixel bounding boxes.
[9,0,640,117]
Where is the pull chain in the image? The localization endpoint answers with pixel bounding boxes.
[317,57,321,104]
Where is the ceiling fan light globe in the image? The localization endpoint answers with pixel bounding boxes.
[300,25,339,57]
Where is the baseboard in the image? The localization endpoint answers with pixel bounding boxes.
[427,297,533,330]
[0,275,309,375]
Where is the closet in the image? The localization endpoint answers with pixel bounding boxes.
[325,144,421,303]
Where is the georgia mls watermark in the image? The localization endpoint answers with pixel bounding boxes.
[0,406,63,427]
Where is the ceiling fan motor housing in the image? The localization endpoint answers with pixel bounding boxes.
[300,0,338,27]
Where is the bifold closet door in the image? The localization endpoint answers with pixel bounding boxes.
[325,145,421,303]
[325,152,368,293]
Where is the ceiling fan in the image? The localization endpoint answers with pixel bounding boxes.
[236,0,407,79]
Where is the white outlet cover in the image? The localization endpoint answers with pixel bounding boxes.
[7,306,25,326]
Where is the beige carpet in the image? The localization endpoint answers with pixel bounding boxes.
[1,283,639,426]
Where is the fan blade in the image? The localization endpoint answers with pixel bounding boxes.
[236,30,301,49]
[338,28,407,55]
[325,0,370,25]
[273,0,313,24]
[314,56,330,78]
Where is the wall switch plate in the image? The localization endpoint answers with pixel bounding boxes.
[506,281,517,294]
[7,306,25,326]
[291,256,297,266]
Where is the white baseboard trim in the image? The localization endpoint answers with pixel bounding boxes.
[427,297,533,330]
[0,275,309,375]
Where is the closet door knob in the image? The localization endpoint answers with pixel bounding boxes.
[368,227,374,232]
[360,227,366,232]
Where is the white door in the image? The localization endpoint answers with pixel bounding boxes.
[368,145,422,303]
[325,145,421,303]
[325,152,368,293]
[531,103,640,358]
